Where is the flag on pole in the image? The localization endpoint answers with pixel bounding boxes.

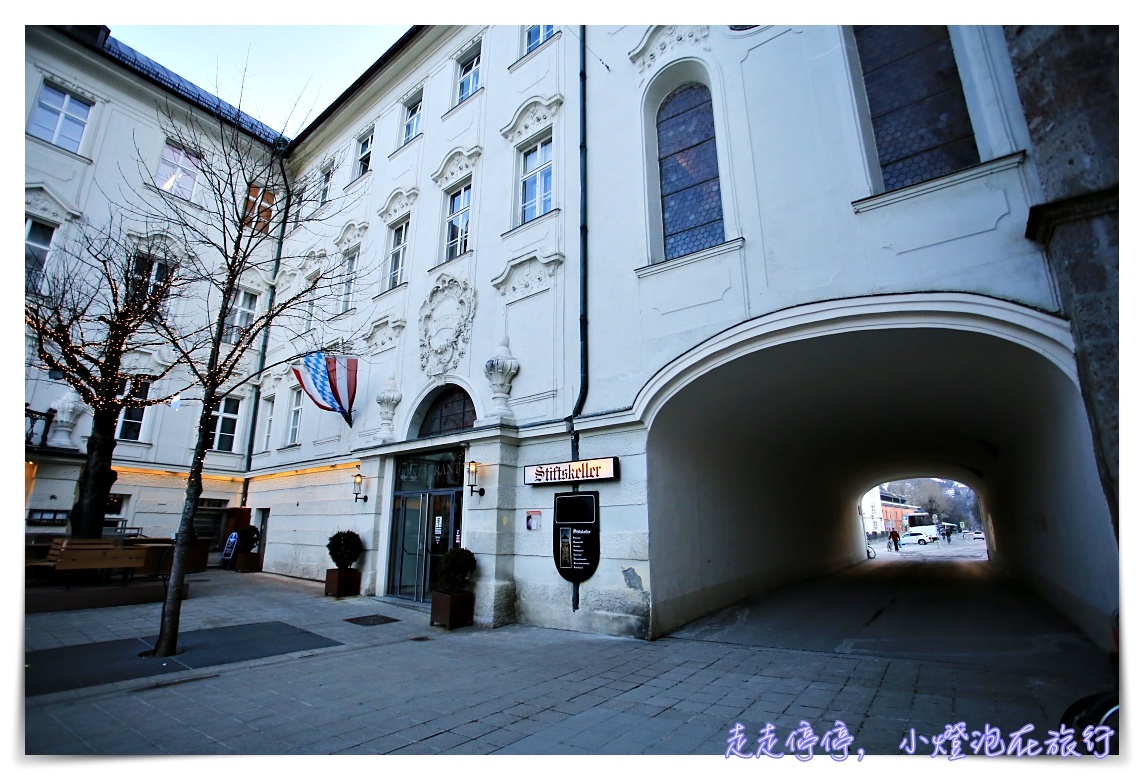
[292,352,359,427]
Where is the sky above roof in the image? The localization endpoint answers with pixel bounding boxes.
[109,25,411,138]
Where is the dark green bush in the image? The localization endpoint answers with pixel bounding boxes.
[327,530,364,569]
[436,547,476,594]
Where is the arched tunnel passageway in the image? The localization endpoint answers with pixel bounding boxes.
[645,325,1118,651]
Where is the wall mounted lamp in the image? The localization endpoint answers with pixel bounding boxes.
[353,468,367,502]
[467,460,485,497]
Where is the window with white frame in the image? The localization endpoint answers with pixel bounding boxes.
[385,220,409,292]
[260,395,275,451]
[520,137,553,224]
[525,25,555,54]
[224,290,258,345]
[402,94,422,145]
[156,141,200,199]
[116,377,152,441]
[291,185,306,228]
[445,182,472,261]
[106,493,128,517]
[356,131,373,178]
[286,388,303,445]
[339,247,358,313]
[129,252,171,316]
[208,397,241,452]
[243,185,276,233]
[457,49,481,104]
[28,82,93,154]
[25,218,54,295]
[319,165,334,204]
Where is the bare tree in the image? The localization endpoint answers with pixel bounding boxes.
[26,215,186,539]
[112,96,361,657]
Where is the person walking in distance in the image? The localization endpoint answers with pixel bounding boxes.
[889,528,900,552]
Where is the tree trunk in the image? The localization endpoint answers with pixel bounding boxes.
[153,397,214,657]
[70,409,121,539]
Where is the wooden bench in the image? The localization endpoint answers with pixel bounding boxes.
[26,539,148,582]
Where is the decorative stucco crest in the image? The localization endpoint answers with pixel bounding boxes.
[491,252,564,303]
[379,187,419,225]
[364,316,406,354]
[419,274,477,378]
[431,147,482,189]
[335,221,369,249]
[25,184,81,223]
[500,95,564,144]
[628,26,710,82]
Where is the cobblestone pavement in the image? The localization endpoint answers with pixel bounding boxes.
[24,565,1118,758]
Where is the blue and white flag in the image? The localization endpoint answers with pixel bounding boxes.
[292,352,359,427]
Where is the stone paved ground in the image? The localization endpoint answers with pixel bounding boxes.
[24,568,1118,759]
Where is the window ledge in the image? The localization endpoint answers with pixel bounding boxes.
[509,30,562,72]
[852,151,1026,214]
[346,170,373,191]
[331,307,356,322]
[431,251,473,272]
[114,439,153,448]
[442,87,484,121]
[143,181,204,211]
[635,237,745,278]
[390,134,422,159]
[373,281,408,300]
[25,133,93,164]
[501,208,560,239]
[278,442,301,451]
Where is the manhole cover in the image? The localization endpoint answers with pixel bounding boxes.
[410,636,431,642]
[345,614,399,626]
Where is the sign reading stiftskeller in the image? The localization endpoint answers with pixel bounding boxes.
[524,457,619,485]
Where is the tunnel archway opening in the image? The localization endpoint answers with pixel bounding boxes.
[861,477,985,553]
[643,318,1117,651]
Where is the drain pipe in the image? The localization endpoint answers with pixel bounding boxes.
[564,25,590,612]
[240,143,292,508]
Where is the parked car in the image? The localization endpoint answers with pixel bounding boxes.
[971,530,985,540]
[902,531,933,545]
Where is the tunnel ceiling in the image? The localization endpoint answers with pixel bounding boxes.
[650,327,1076,497]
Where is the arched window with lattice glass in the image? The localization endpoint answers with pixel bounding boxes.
[656,83,725,261]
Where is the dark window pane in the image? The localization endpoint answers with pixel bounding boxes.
[418,386,476,437]
[662,179,724,234]
[656,102,717,158]
[659,138,720,197]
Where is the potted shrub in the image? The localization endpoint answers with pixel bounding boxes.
[430,547,476,630]
[325,530,364,597]
[233,525,261,572]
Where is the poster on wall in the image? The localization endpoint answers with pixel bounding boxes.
[552,491,600,583]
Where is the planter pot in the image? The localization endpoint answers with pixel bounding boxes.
[430,590,474,630]
[233,552,262,572]
[325,567,361,597]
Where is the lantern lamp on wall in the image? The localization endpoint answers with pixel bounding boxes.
[467,460,485,497]
[353,467,367,502]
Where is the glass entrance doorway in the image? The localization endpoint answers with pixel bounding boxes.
[388,449,465,602]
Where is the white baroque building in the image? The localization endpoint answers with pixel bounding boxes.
[25,25,1118,648]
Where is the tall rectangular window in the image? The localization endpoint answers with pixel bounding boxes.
[340,248,358,314]
[129,253,171,316]
[457,51,481,104]
[445,183,472,261]
[116,378,151,441]
[287,388,302,445]
[156,141,200,199]
[386,221,408,292]
[25,218,54,295]
[209,397,241,452]
[356,132,373,178]
[28,82,93,153]
[319,166,334,204]
[525,25,555,53]
[224,290,258,345]
[403,97,422,144]
[520,137,553,223]
[291,186,306,228]
[243,185,276,233]
[853,25,979,192]
[261,395,275,452]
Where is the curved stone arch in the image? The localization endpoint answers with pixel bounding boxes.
[399,376,486,441]
[639,56,737,264]
[379,186,419,225]
[335,221,369,250]
[500,94,563,145]
[628,25,711,85]
[431,146,482,189]
[632,292,1078,429]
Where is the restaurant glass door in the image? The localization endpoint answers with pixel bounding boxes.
[388,449,465,602]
